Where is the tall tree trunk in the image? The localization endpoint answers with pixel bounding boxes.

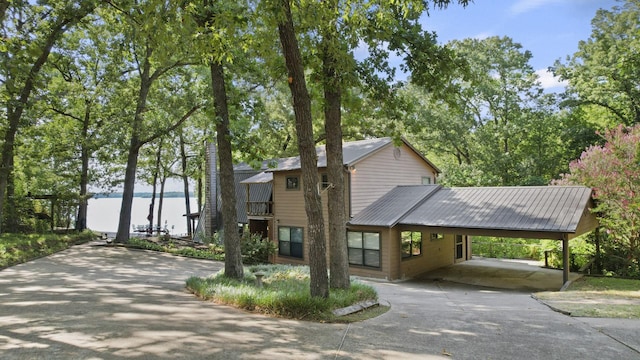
[115,62,153,242]
[322,31,350,289]
[115,138,141,242]
[277,0,329,298]
[210,61,243,279]
[148,139,163,234]
[157,178,166,232]
[179,131,193,236]
[76,101,91,231]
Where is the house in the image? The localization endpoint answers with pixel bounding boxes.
[238,138,598,283]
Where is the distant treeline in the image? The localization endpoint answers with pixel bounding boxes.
[92,192,191,199]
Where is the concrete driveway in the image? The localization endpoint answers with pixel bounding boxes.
[417,257,583,291]
[0,242,638,359]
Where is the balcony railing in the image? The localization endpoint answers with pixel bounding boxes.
[247,201,273,216]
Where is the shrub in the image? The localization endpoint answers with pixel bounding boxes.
[240,232,276,265]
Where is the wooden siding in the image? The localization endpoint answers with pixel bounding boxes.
[398,227,456,279]
[271,169,351,266]
[350,143,437,217]
[272,170,309,265]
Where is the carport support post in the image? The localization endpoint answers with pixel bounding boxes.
[562,235,570,285]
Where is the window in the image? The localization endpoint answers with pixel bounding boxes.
[401,231,422,258]
[347,231,381,268]
[421,176,432,185]
[286,176,299,190]
[278,226,303,258]
[321,173,330,189]
[430,233,444,241]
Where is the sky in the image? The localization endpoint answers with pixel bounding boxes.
[420,0,620,90]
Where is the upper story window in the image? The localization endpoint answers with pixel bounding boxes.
[321,173,330,189]
[421,176,432,185]
[286,176,299,190]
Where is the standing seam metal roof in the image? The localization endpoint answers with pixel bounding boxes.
[347,185,441,227]
[399,186,593,233]
[349,185,594,234]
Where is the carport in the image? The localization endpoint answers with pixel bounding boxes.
[348,185,599,285]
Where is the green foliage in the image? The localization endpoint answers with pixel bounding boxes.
[471,236,597,273]
[0,231,96,268]
[240,231,277,265]
[472,237,545,260]
[553,0,640,126]
[400,37,587,187]
[540,237,595,272]
[126,238,225,261]
[557,124,640,277]
[186,264,378,321]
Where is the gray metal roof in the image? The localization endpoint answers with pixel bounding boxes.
[268,137,392,171]
[348,185,441,227]
[399,186,593,234]
[240,171,273,184]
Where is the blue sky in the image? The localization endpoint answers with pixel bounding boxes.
[420,0,619,90]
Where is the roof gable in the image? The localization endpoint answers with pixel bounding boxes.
[262,137,439,173]
[348,185,441,227]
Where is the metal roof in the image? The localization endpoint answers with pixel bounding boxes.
[348,185,594,236]
[399,186,593,234]
[240,171,273,184]
[267,137,392,171]
[348,185,441,227]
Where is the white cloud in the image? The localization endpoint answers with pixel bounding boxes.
[472,31,493,40]
[510,0,557,15]
[535,68,568,90]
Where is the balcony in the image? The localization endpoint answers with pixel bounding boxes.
[247,201,273,217]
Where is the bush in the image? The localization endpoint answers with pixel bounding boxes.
[472,237,544,260]
[240,232,276,265]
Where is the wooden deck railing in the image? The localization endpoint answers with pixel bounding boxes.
[247,201,273,216]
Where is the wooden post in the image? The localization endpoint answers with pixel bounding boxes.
[562,236,570,285]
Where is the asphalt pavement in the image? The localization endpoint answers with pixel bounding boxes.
[0,242,638,359]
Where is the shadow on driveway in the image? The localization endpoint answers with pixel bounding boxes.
[0,243,638,359]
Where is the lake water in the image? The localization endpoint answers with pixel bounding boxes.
[86,197,198,236]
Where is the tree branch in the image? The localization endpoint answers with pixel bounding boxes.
[139,104,203,146]
[49,107,83,123]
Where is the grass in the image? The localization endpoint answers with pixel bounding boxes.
[0,231,97,268]
[187,264,386,322]
[534,276,640,319]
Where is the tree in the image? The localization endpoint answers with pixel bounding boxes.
[556,124,640,277]
[42,16,121,231]
[187,0,257,279]
[553,0,640,126]
[104,1,201,243]
[272,0,329,298]
[0,1,98,232]
[405,36,556,186]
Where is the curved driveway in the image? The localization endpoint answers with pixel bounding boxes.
[0,242,638,359]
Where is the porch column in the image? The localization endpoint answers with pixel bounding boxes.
[562,235,570,285]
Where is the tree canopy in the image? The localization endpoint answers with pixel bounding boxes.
[2,1,639,279]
